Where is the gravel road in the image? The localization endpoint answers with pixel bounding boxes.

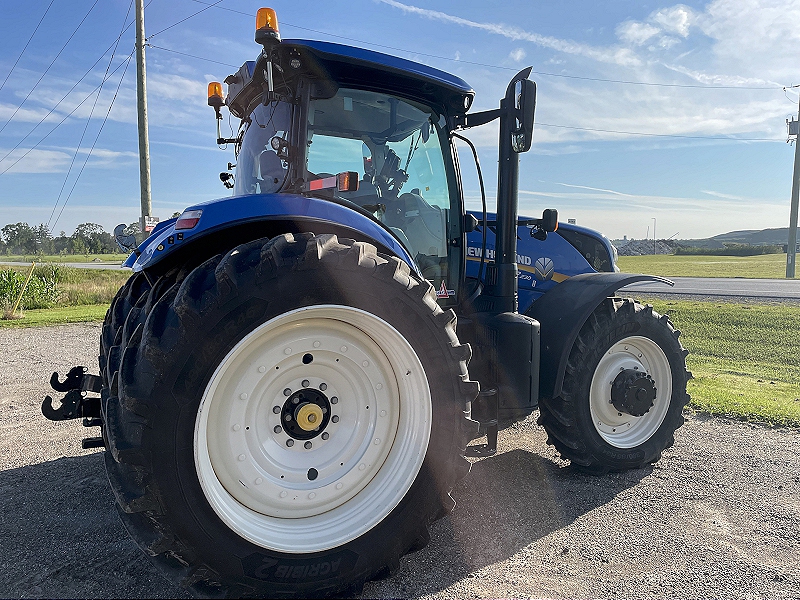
[1,323,799,599]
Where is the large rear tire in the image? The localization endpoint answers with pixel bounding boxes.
[538,298,690,473]
[101,233,477,597]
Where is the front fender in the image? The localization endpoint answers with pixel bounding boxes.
[525,272,673,400]
[124,193,417,273]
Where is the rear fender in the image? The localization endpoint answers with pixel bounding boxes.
[524,272,673,400]
[124,193,417,273]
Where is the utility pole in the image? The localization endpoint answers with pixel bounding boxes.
[135,0,152,234]
[786,95,800,277]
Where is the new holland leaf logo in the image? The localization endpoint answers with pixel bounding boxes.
[534,257,554,280]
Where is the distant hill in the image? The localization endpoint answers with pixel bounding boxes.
[614,227,791,251]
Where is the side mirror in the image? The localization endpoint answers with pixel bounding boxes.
[512,79,536,153]
[540,208,558,232]
[113,224,138,254]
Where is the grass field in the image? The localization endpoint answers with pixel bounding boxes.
[0,304,109,328]
[618,253,788,279]
[0,253,129,264]
[642,298,800,427]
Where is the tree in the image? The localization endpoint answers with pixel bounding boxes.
[71,223,117,254]
[1,223,36,254]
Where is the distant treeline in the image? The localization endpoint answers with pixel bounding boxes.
[0,221,139,256]
[674,244,783,256]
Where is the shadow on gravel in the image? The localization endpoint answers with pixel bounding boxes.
[0,454,187,599]
[364,449,651,597]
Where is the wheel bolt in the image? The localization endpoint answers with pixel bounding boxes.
[320,383,327,391]
[304,441,312,449]
[332,415,339,423]
[274,425,282,433]
[286,439,294,447]
[273,405,281,413]
[331,396,338,404]
[322,432,329,440]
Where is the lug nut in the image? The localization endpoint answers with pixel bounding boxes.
[332,415,339,423]
[286,439,294,447]
[304,441,312,449]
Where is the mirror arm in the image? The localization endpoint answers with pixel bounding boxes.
[453,108,503,130]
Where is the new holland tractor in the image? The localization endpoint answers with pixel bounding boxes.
[42,8,690,597]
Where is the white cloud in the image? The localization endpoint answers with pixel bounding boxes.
[509,47,526,62]
[377,0,643,67]
[701,190,747,200]
[616,21,661,45]
[516,186,785,239]
[652,5,696,37]
[0,148,71,173]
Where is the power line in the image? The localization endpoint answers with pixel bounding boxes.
[48,0,135,230]
[186,0,780,91]
[53,54,135,230]
[536,122,783,142]
[147,0,224,39]
[0,50,135,177]
[0,0,101,136]
[148,43,238,68]
[0,2,151,166]
[0,0,55,94]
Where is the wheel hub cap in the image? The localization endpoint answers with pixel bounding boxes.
[610,369,657,417]
[283,389,330,439]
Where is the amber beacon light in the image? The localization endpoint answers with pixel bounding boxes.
[255,8,280,45]
[207,82,224,108]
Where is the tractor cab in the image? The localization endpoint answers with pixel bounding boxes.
[210,35,477,305]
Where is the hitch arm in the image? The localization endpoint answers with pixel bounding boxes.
[42,366,102,422]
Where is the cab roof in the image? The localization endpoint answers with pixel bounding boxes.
[225,39,475,119]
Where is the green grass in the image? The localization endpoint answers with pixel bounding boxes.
[0,304,109,327]
[643,298,800,427]
[618,253,788,279]
[1,253,129,263]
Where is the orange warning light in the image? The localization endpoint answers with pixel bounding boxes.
[207,81,224,108]
[255,8,281,45]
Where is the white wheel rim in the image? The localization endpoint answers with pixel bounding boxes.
[589,335,672,449]
[194,305,432,554]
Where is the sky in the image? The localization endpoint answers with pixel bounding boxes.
[0,0,799,241]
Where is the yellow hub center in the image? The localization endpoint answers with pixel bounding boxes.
[295,403,323,431]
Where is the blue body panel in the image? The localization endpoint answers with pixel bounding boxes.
[465,211,609,314]
[285,39,473,96]
[124,194,417,272]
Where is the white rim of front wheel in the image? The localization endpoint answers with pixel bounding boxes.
[589,335,672,449]
[194,305,432,554]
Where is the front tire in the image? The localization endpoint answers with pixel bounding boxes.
[102,233,477,597]
[538,298,690,473]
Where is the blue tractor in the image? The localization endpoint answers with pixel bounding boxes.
[43,8,689,597]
